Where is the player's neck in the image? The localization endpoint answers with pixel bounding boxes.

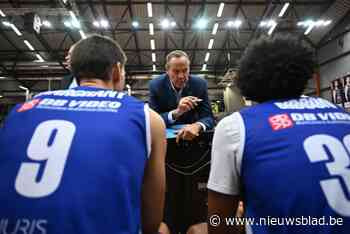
[80,79,112,90]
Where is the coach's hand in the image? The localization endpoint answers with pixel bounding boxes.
[172,96,202,120]
[176,123,202,143]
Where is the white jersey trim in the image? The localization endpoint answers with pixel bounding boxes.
[236,112,245,176]
[207,112,245,195]
[144,104,151,158]
[246,223,253,234]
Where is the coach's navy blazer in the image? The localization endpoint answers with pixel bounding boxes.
[149,74,214,129]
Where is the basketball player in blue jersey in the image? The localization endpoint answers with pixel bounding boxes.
[0,35,166,234]
[208,35,350,234]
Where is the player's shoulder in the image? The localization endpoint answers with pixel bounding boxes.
[217,112,242,132]
[33,90,59,98]
[122,94,145,104]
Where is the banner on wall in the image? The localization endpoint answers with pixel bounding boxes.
[343,74,350,109]
[331,73,350,111]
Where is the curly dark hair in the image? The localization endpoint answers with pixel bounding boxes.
[237,34,316,103]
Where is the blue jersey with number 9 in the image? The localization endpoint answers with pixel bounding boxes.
[240,97,350,234]
[0,86,150,234]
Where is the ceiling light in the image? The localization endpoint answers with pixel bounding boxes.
[150,39,155,50]
[153,64,156,71]
[227,20,242,28]
[2,21,22,36]
[260,20,276,28]
[212,23,219,35]
[149,23,154,35]
[259,21,267,27]
[24,40,35,51]
[323,20,332,26]
[195,18,208,29]
[217,3,225,18]
[234,20,242,28]
[0,9,6,17]
[171,21,176,27]
[314,20,332,27]
[267,20,276,27]
[69,11,78,22]
[79,30,86,39]
[64,20,80,29]
[69,11,80,28]
[314,20,325,27]
[161,19,170,29]
[268,22,277,35]
[205,52,210,62]
[93,21,100,28]
[208,39,214,50]
[147,2,153,18]
[71,20,81,28]
[152,53,156,62]
[2,21,11,27]
[35,54,44,62]
[202,64,207,71]
[100,20,109,28]
[42,20,52,28]
[304,24,315,35]
[132,21,139,28]
[10,24,22,36]
[304,20,314,27]
[64,21,72,28]
[227,21,234,27]
[297,19,332,28]
[278,2,290,17]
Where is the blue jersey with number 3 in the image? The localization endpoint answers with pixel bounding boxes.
[0,86,150,234]
[239,97,350,234]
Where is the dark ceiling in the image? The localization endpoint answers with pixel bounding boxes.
[0,0,349,103]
